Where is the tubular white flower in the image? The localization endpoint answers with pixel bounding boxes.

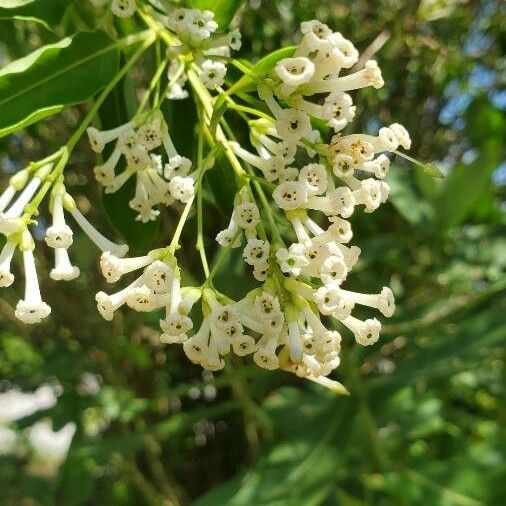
[0,185,16,213]
[3,175,43,219]
[96,277,143,321]
[169,175,195,203]
[243,238,270,266]
[233,202,260,229]
[232,334,256,356]
[144,260,173,294]
[339,286,395,317]
[353,178,383,213]
[126,285,158,312]
[307,186,355,217]
[390,123,411,150]
[100,251,153,283]
[68,205,128,258]
[276,243,309,276]
[164,155,192,179]
[45,192,73,249]
[299,163,328,195]
[160,313,193,343]
[0,240,16,288]
[342,316,381,346]
[111,0,136,18]
[87,122,134,153]
[287,319,304,362]
[275,108,312,142]
[199,59,227,89]
[253,334,279,370]
[137,117,163,150]
[322,92,356,132]
[93,143,122,186]
[15,249,51,325]
[275,57,315,96]
[273,181,308,210]
[50,248,80,281]
[319,254,348,285]
[300,60,384,94]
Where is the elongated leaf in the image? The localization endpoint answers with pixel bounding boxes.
[189,0,245,29]
[228,46,297,95]
[434,139,501,230]
[0,0,76,28]
[0,30,121,138]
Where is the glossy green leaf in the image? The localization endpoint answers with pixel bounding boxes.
[0,0,76,29]
[228,46,297,95]
[0,30,121,138]
[189,0,245,29]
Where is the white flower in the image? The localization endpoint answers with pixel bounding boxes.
[342,316,381,346]
[276,243,309,276]
[298,163,328,195]
[243,238,270,266]
[0,240,16,288]
[272,181,308,210]
[137,118,163,150]
[144,260,173,294]
[87,122,133,153]
[111,0,136,18]
[275,108,312,142]
[353,178,383,213]
[275,57,315,96]
[126,144,151,171]
[199,60,227,89]
[164,155,192,179]
[100,251,153,283]
[232,334,256,356]
[15,249,51,325]
[390,123,411,150]
[323,92,356,132]
[160,313,193,343]
[233,203,260,229]
[45,192,73,249]
[319,254,348,285]
[253,261,269,281]
[169,176,195,203]
[126,285,158,312]
[50,248,79,281]
[253,335,279,370]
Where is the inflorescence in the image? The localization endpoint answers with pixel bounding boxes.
[0,9,411,386]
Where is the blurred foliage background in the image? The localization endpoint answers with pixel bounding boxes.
[0,0,505,505]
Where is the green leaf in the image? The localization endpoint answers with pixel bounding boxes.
[0,0,76,29]
[0,30,121,138]
[189,0,245,29]
[433,140,501,230]
[228,46,297,95]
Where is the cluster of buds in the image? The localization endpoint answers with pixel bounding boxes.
[0,163,128,324]
[164,7,242,96]
[88,0,136,18]
[87,111,195,222]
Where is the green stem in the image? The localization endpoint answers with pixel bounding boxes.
[195,121,210,278]
[138,56,169,113]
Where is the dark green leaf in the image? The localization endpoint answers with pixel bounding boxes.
[0,0,76,29]
[0,30,121,137]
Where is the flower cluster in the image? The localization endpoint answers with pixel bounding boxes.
[0,10,417,388]
[0,164,128,325]
[164,7,242,96]
[207,20,412,379]
[88,0,136,18]
[87,111,195,222]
